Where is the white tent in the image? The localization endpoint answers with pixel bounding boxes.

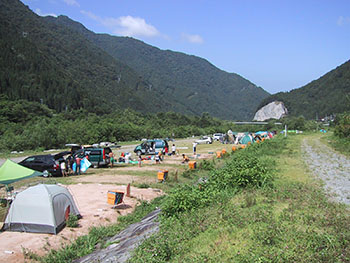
[3,184,80,234]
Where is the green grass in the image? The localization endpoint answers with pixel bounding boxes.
[129,134,350,263]
[320,131,350,156]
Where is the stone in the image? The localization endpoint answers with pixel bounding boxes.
[253,101,288,121]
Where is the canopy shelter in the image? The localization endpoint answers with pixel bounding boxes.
[0,160,42,185]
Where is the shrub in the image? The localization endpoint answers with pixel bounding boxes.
[66,214,79,228]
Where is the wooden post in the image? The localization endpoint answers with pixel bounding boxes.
[174,169,178,182]
[126,183,131,197]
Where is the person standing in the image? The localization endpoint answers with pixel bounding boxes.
[193,142,197,156]
[138,155,142,167]
[60,160,67,177]
[171,144,176,156]
[109,151,115,168]
[75,155,82,175]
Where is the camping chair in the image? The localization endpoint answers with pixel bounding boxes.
[107,190,124,207]
[5,185,15,200]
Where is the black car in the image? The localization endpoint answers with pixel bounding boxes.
[18,152,69,177]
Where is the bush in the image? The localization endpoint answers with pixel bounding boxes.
[66,214,79,228]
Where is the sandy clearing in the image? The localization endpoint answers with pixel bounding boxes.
[0,183,163,263]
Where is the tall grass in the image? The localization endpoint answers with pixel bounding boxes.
[130,135,350,262]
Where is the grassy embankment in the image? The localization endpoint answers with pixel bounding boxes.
[321,131,350,156]
[128,133,350,262]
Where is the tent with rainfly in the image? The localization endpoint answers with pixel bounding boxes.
[3,184,81,234]
[0,159,42,185]
[239,134,254,145]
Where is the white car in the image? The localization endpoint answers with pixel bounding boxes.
[213,133,224,141]
[195,136,213,144]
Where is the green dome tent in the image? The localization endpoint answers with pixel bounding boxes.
[0,160,42,185]
[240,135,253,145]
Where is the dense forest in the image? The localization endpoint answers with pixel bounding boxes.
[0,0,269,121]
[258,60,350,119]
[0,96,317,152]
[0,0,160,115]
[48,15,269,120]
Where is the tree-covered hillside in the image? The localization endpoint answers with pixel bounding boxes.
[258,60,350,119]
[0,0,162,114]
[48,15,270,120]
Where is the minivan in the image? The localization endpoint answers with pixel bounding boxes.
[134,139,168,156]
[74,147,112,168]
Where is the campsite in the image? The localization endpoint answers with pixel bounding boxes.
[0,136,248,262]
[1,0,350,262]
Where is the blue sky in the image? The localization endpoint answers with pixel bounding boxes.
[21,0,350,94]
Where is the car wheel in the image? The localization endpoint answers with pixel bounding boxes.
[43,170,49,178]
[136,150,142,156]
[206,141,210,144]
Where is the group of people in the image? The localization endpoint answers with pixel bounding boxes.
[59,154,86,177]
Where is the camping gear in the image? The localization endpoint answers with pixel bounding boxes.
[80,158,91,173]
[239,135,253,145]
[157,170,168,182]
[189,161,197,170]
[107,190,124,205]
[3,184,80,234]
[0,160,42,185]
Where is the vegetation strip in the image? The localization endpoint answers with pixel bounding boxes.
[129,135,350,262]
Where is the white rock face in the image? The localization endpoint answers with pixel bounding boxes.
[253,101,288,121]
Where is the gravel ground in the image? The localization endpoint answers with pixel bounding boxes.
[302,137,350,205]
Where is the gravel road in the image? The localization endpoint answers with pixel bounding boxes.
[302,137,350,205]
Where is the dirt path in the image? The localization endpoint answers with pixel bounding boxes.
[302,136,350,204]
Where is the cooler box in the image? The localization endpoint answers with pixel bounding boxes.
[107,190,124,205]
[189,161,197,170]
[157,170,168,182]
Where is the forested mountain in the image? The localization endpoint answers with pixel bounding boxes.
[45,15,270,120]
[1,0,269,120]
[0,0,165,114]
[258,60,350,119]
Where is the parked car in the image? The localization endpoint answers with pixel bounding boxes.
[134,139,168,156]
[74,147,112,168]
[195,136,213,144]
[213,133,224,141]
[18,152,69,177]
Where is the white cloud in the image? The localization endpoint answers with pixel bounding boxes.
[181,33,204,44]
[80,10,99,21]
[113,16,159,37]
[63,0,80,7]
[81,11,160,38]
[337,16,350,26]
[35,8,57,17]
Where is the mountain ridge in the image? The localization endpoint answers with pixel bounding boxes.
[258,60,350,119]
[1,0,270,120]
[47,15,270,120]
